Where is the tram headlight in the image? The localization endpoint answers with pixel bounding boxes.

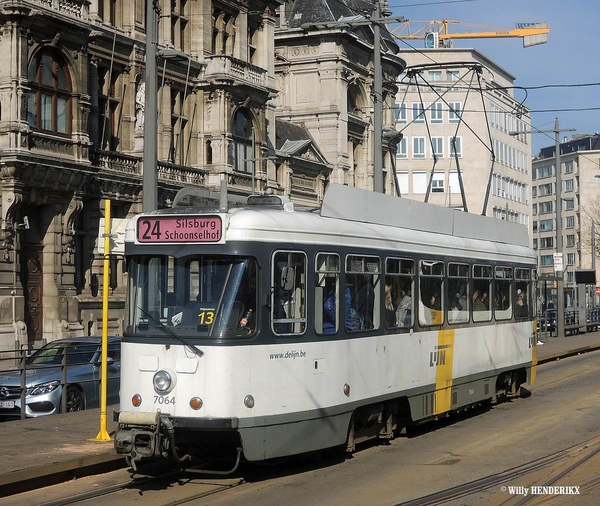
[153,369,175,394]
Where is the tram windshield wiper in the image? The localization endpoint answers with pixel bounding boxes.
[137,307,204,358]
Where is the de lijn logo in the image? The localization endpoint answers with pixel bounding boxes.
[430,344,451,367]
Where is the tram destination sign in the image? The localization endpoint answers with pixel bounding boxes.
[137,216,222,243]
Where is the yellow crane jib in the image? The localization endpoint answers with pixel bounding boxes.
[392,20,549,48]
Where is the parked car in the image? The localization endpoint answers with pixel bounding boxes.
[0,337,120,419]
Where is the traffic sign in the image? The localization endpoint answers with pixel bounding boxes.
[553,253,563,272]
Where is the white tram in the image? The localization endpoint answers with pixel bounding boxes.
[114,185,538,471]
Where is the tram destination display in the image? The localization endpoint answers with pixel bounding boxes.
[137,216,222,243]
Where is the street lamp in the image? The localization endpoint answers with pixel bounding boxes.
[143,0,191,212]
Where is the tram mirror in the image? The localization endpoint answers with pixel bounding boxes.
[280,267,295,291]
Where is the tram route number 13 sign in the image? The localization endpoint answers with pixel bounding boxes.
[137,216,223,243]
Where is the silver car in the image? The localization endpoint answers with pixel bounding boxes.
[0,337,120,419]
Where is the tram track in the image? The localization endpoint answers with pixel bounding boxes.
[396,435,600,505]
[34,467,245,506]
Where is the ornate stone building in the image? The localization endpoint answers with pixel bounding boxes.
[0,0,300,349]
[274,0,406,195]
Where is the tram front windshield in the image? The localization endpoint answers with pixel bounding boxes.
[125,255,257,339]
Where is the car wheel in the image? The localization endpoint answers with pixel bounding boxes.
[66,386,85,412]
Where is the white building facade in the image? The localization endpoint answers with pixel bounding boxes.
[533,134,600,307]
[394,48,532,227]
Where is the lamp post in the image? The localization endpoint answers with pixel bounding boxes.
[510,118,575,338]
[143,8,191,213]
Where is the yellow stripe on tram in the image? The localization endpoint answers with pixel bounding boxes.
[530,320,537,385]
[434,329,455,415]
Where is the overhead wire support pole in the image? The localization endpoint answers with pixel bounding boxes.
[301,5,405,194]
[143,0,160,212]
[372,1,383,193]
[509,119,575,339]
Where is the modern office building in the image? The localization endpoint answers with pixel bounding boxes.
[393,47,532,225]
[532,134,600,307]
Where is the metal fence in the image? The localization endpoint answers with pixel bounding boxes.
[0,342,100,420]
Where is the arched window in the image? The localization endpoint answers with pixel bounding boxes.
[27,51,72,134]
[232,109,253,173]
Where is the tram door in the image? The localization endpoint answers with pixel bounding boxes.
[21,245,43,345]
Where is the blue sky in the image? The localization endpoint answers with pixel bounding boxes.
[387,0,599,154]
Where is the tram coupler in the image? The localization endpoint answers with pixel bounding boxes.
[114,411,190,469]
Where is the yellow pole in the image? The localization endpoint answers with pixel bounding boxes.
[92,199,112,441]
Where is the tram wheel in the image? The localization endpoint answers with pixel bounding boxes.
[65,386,85,412]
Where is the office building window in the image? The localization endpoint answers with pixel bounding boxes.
[430,102,443,123]
[412,102,425,123]
[395,102,407,124]
[564,179,574,192]
[431,137,444,158]
[565,216,575,228]
[449,171,461,194]
[449,136,462,158]
[539,219,553,231]
[413,171,427,193]
[564,161,573,174]
[413,137,426,158]
[448,102,461,123]
[396,172,409,194]
[397,137,407,159]
[432,173,444,193]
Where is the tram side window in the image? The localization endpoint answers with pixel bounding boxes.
[419,260,444,326]
[495,266,513,320]
[473,265,492,322]
[515,268,530,320]
[385,258,414,329]
[448,263,469,324]
[272,251,306,335]
[315,253,341,335]
[346,255,381,331]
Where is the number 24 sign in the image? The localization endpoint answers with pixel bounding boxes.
[137,216,222,243]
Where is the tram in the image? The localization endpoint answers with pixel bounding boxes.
[114,185,537,471]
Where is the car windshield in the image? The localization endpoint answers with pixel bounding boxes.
[27,343,98,366]
[125,255,258,339]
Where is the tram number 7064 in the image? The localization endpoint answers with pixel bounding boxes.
[154,396,176,405]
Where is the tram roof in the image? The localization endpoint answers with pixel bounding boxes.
[319,185,530,248]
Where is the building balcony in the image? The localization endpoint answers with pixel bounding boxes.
[158,161,206,187]
[26,0,89,20]
[91,149,139,175]
[90,150,207,188]
[202,55,268,89]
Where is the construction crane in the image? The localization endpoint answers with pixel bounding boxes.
[391,20,549,48]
